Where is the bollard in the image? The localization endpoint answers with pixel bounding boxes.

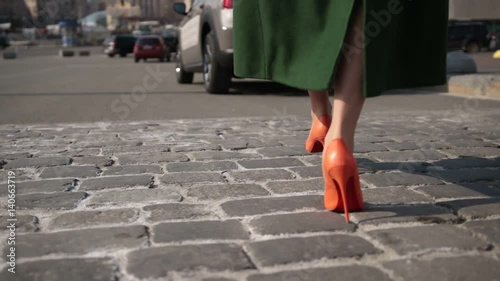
[59,49,75,57]
[447,51,477,74]
[2,52,16,59]
[79,50,91,56]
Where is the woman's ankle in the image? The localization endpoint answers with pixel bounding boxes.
[311,103,332,119]
[324,133,354,152]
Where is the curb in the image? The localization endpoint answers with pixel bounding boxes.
[447,74,500,99]
[416,74,500,100]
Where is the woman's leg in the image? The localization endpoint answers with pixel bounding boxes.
[324,0,365,152]
[308,90,331,119]
[306,90,332,153]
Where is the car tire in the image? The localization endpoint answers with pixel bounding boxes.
[465,42,480,53]
[203,32,231,94]
[135,57,139,63]
[159,57,164,62]
[119,52,127,57]
[108,54,115,58]
[176,51,194,84]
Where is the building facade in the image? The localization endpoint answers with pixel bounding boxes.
[0,0,32,27]
[449,0,500,32]
[0,0,91,27]
[105,0,140,31]
[449,0,500,21]
[104,0,183,30]
[87,0,107,14]
[134,0,183,23]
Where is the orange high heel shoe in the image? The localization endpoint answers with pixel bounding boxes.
[305,114,331,153]
[322,139,364,222]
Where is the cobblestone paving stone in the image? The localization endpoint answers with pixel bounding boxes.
[0,112,499,280]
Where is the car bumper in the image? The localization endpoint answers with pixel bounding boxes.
[134,50,164,58]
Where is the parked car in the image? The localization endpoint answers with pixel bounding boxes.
[173,0,234,93]
[0,35,9,49]
[103,34,137,57]
[134,35,168,62]
[448,21,491,53]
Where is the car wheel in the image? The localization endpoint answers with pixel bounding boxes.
[108,54,115,58]
[465,42,480,53]
[176,51,194,84]
[119,52,127,57]
[135,57,139,63]
[203,32,231,94]
[159,57,164,62]
[144,58,147,62]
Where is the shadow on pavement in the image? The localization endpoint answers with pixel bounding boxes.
[229,81,447,97]
[228,81,308,96]
[354,156,500,224]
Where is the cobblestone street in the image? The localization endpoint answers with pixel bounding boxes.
[0,109,499,281]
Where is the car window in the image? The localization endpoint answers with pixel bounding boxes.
[474,25,487,35]
[138,38,161,45]
[466,26,474,35]
[453,26,468,37]
[163,30,176,38]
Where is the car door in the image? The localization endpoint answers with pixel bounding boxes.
[180,0,204,67]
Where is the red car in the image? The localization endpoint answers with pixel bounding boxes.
[134,35,167,62]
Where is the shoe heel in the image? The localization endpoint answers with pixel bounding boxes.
[328,166,355,223]
[323,138,364,222]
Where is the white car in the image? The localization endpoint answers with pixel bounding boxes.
[173,0,234,93]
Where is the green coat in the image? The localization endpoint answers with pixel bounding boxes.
[233,0,449,97]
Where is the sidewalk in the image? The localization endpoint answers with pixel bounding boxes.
[0,111,499,281]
